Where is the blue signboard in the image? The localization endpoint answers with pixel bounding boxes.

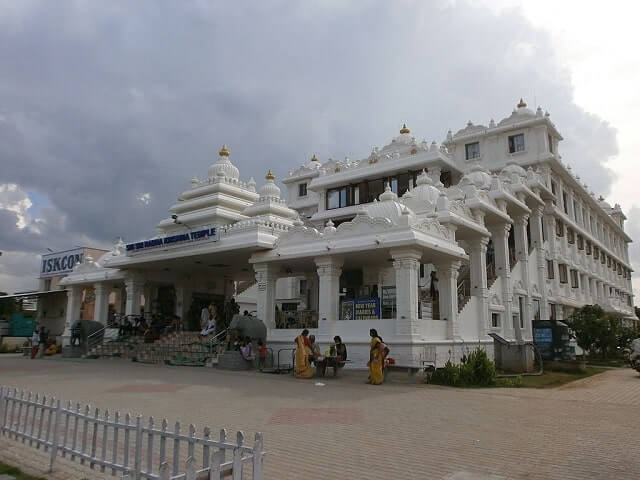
[533,327,553,360]
[126,227,218,254]
[341,297,380,320]
[534,328,553,344]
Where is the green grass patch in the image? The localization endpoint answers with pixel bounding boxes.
[584,357,627,368]
[0,461,47,480]
[496,366,606,389]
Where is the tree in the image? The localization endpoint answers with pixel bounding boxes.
[0,293,18,319]
[566,305,605,357]
[567,305,637,359]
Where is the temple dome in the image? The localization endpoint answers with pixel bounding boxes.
[497,99,537,127]
[364,184,415,224]
[500,162,527,183]
[401,170,441,215]
[598,196,612,210]
[305,154,322,169]
[462,165,492,190]
[259,170,281,198]
[242,170,297,221]
[208,144,240,180]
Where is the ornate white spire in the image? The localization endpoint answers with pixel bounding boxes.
[208,144,240,180]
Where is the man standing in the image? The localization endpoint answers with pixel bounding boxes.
[200,304,210,330]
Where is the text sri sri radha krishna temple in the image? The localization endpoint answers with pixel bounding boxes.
[59,100,637,367]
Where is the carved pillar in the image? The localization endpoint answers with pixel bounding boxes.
[93,283,110,326]
[489,223,514,339]
[513,214,531,340]
[315,256,343,341]
[62,285,83,346]
[391,248,422,337]
[530,206,549,320]
[435,261,461,339]
[469,237,490,338]
[174,283,192,327]
[124,275,144,317]
[254,263,278,329]
[142,283,153,315]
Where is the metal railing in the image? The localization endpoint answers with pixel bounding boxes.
[204,329,228,355]
[0,386,265,480]
[275,310,318,329]
[86,326,106,353]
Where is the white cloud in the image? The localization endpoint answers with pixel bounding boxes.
[137,192,151,205]
[0,183,33,228]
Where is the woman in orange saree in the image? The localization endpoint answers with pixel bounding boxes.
[294,329,313,378]
[368,328,385,385]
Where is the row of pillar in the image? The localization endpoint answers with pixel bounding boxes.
[254,248,463,341]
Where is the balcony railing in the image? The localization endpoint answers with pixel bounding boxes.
[275,310,318,329]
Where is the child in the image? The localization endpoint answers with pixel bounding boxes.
[258,340,267,371]
[30,329,40,359]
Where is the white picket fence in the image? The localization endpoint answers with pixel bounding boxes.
[0,386,265,480]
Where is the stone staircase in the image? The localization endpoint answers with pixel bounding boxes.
[86,335,145,359]
[458,295,471,313]
[86,331,221,366]
[457,268,500,315]
[134,332,215,365]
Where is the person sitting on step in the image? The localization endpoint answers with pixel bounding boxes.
[240,336,255,362]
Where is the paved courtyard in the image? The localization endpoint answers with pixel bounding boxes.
[0,355,639,479]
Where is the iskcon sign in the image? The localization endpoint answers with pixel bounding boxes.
[125,227,218,254]
[40,248,84,278]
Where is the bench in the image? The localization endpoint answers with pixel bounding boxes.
[383,361,436,383]
[314,358,351,378]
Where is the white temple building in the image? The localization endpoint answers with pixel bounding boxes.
[60,100,637,367]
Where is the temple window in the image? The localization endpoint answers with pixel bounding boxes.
[559,264,568,284]
[465,142,480,160]
[508,133,525,153]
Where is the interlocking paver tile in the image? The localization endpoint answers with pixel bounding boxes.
[1,356,639,479]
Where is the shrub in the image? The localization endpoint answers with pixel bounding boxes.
[459,348,496,386]
[0,344,9,354]
[431,347,496,387]
[432,360,460,386]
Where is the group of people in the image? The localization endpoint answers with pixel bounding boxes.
[294,330,349,379]
[30,327,55,358]
[294,328,387,383]
[116,314,182,342]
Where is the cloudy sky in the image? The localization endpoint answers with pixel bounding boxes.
[1,0,639,297]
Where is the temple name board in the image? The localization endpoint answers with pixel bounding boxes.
[126,227,218,254]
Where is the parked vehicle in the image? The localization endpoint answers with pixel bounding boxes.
[625,338,640,374]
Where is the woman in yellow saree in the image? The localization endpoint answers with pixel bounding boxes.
[368,328,386,385]
[294,329,314,379]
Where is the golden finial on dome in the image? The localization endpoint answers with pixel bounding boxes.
[265,169,275,180]
[218,144,230,157]
[517,98,527,108]
[311,154,318,162]
[400,123,410,134]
